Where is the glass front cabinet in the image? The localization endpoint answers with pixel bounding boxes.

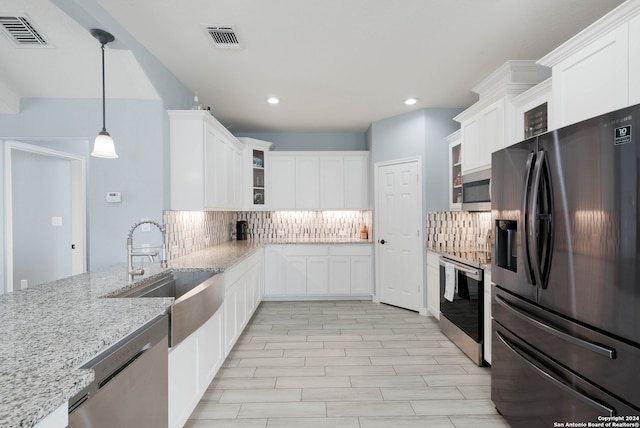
[238,137,273,210]
[447,130,462,211]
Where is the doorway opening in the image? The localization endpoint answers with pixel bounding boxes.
[3,140,87,293]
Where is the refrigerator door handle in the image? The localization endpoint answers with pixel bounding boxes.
[495,295,616,359]
[528,150,554,289]
[496,330,616,417]
[522,151,537,286]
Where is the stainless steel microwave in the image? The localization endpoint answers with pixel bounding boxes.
[462,169,491,211]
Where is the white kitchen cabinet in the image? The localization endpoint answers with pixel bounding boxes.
[538,1,640,127]
[223,248,264,354]
[169,110,244,211]
[268,151,370,210]
[343,154,370,209]
[320,156,344,209]
[454,61,542,174]
[512,78,552,141]
[426,250,440,320]
[237,137,273,210]
[269,154,296,210]
[295,156,320,209]
[307,256,329,294]
[484,269,492,365]
[460,99,504,174]
[265,244,372,299]
[169,307,223,428]
[446,131,462,211]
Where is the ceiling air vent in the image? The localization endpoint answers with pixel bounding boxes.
[0,16,48,46]
[204,25,239,49]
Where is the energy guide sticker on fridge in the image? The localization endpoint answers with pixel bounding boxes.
[614,125,631,145]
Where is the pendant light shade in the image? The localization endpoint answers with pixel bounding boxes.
[90,28,118,159]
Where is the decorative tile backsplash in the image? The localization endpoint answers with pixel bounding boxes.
[426,211,492,250]
[236,211,372,240]
[164,211,235,260]
[164,210,372,259]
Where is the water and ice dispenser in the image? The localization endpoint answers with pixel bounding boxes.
[495,220,517,271]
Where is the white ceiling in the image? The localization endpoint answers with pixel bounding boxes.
[0,0,626,132]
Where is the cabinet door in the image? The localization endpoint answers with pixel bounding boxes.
[461,116,481,174]
[306,256,329,295]
[270,155,296,209]
[228,143,243,210]
[198,310,224,388]
[319,156,344,209]
[426,251,440,320]
[482,98,505,156]
[295,156,320,209]
[283,256,307,295]
[344,154,369,209]
[483,270,492,365]
[554,24,629,127]
[350,256,373,295]
[223,286,238,354]
[264,246,284,296]
[329,256,351,295]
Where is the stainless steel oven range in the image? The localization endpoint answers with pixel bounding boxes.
[439,256,484,366]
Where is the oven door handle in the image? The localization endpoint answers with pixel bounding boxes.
[495,295,616,359]
[439,258,481,280]
[496,330,615,417]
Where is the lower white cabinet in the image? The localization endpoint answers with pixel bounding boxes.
[264,244,373,299]
[426,250,440,320]
[223,249,264,355]
[168,248,264,428]
[169,307,224,428]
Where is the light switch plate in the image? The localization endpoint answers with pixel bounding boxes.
[106,192,121,203]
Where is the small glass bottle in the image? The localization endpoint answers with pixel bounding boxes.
[191,92,204,110]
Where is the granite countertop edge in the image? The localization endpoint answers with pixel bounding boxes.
[0,237,372,427]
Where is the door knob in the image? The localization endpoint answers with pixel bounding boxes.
[379,239,386,244]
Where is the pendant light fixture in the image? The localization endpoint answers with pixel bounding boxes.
[90,28,118,158]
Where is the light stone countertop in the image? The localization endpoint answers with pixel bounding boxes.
[0,237,371,427]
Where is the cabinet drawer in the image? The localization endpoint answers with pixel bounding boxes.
[329,244,372,256]
[283,245,329,256]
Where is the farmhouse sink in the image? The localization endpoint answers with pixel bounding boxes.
[112,270,224,347]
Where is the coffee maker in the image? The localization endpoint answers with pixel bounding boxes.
[236,220,248,240]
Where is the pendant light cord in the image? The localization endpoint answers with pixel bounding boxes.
[101,42,106,132]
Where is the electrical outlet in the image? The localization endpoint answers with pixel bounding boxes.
[477,236,486,245]
[20,280,28,290]
[277,230,285,236]
[339,230,347,237]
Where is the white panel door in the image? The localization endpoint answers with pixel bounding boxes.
[375,160,422,312]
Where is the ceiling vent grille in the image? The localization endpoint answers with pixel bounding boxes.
[204,25,239,49]
[0,16,48,46]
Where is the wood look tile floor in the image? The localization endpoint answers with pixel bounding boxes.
[185,301,509,428]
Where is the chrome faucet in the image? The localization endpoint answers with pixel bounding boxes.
[127,219,167,282]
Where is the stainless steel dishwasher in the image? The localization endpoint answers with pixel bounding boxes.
[68,314,169,428]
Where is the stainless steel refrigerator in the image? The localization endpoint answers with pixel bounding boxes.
[491,104,640,426]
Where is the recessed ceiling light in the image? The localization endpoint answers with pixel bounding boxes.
[404,97,418,105]
[267,97,280,105]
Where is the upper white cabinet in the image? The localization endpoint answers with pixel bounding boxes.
[237,137,273,210]
[538,1,640,127]
[454,61,545,174]
[446,130,462,211]
[169,110,244,211]
[269,151,370,210]
[512,78,552,141]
